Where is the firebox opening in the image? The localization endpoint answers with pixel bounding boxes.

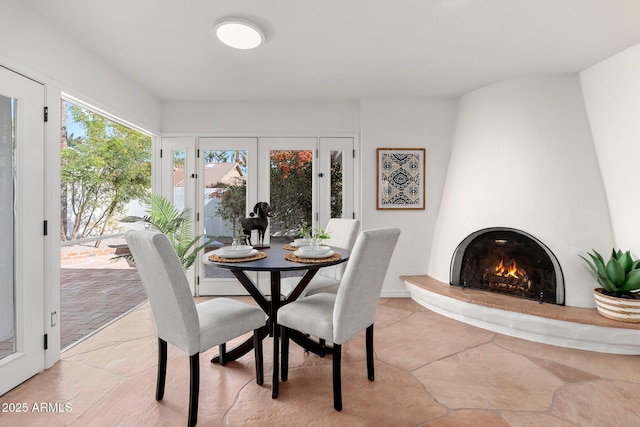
[450,228,565,305]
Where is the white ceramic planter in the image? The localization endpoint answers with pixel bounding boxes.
[593,288,640,323]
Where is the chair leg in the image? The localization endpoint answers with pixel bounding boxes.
[253,329,264,385]
[333,343,342,411]
[219,343,227,366]
[281,326,289,382]
[319,338,326,357]
[366,324,374,381]
[188,353,200,427]
[272,323,279,399]
[156,338,167,401]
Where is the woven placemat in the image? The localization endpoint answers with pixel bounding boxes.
[283,244,297,251]
[208,251,267,263]
[285,252,341,264]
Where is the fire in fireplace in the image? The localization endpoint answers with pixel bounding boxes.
[450,228,564,305]
[485,258,532,293]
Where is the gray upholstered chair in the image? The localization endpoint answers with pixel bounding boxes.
[125,230,266,427]
[280,218,360,298]
[275,227,400,411]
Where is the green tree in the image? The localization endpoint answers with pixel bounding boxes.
[213,182,247,234]
[61,104,151,240]
[330,155,343,218]
[269,150,313,234]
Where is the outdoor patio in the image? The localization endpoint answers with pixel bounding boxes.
[61,241,147,350]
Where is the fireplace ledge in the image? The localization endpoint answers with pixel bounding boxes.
[402,275,640,355]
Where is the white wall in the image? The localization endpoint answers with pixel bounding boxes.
[163,98,458,296]
[581,43,640,255]
[0,0,161,132]
[428,75,614,307]
[162,100,359,134]
[360,99,458,296]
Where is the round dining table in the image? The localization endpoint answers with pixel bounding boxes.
[203,243,350,397]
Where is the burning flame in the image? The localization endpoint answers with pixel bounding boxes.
[493,259,526,279]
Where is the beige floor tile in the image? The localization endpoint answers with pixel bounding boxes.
[501,411,577,427]
[226,360,447,427]
[424,409,511,427]
[551,380,640,427]
[0,361,123,422]
[4,297,640,426]
[414,342,563,411]
[494,334,640,382]
[375,311,495,370]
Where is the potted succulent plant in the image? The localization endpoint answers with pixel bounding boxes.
[580,249,640,322]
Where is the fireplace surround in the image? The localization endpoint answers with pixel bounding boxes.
[409,75,633,353]
[450,228,564,305]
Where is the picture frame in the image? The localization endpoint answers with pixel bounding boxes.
[376,148,425,210]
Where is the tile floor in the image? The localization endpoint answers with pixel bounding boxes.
[2,293,640,426]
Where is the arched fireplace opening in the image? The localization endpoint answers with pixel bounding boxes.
[450,228,565,305]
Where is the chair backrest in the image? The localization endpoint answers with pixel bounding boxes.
[320,218,360,280]
[332,228,400,344]
[125,230,200,355]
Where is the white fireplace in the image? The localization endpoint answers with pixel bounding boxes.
[406,74,640,354]
[427,74,613,308]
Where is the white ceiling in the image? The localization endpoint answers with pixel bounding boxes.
[23,0,640,102]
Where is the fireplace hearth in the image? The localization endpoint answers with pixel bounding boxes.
[450,228,564,305]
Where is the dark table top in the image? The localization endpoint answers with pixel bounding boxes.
[204,244,350,272]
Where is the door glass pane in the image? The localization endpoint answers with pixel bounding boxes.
[203,150,248,279]
[0,95,15,360]
[269,150,313,244]
[172,150,186,211]
[330,150,343,218]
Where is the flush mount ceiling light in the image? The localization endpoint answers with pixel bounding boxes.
[213,18,265,50]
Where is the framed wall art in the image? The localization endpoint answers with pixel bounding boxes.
[376,148,425,210]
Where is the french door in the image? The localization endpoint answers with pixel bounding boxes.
[161,136,355,295]
[0,66,45,395]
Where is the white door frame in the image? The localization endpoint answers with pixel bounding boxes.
[198,137,258,296]
[0,65,46,395]
[159,137,198,293]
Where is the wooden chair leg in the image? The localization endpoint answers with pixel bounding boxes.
[219,343,227,366]
[333,343,342,411]
[281,327,289,382]
[366,324,374,381]
[156,338,167,401]
[188,353,200,427]
[319,338,326,357]
[253,329,264,385]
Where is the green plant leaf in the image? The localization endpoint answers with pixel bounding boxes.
[120,193,216,270]
[618,251,634,273]
[589,251,606,277]
[613,248,623,260]
[597,274,616,293]
[620,269,640,292]
[605,257,625,287]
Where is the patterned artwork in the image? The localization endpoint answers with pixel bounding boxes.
[377,148,425,210]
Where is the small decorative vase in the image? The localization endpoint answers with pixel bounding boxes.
[593,288,640,323]
[310,236,320,250]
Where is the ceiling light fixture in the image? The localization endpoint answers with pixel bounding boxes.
[213,18,265,50]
